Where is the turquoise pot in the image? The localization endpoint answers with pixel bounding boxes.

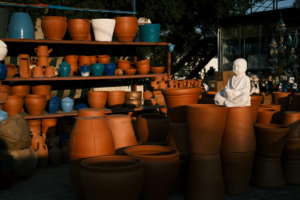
[8,12,35,39]
[91,63,104,76]
[139,24,161,42]
[59,61,71,77]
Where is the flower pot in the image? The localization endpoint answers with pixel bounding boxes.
[24,94,47,115]
[272,92,291,115]
[139,24,161,42]
[77,108,105,118]
[8,13,34,39]
[104,63,116,76]
[107,91,125,109]
[280,111,300,138]
[87,91,107,109]
[91,19,116,41]
[5,63,18,78]
[79,65,91,77]
[124,145,180,200]
[97,55,110,64]
[11,84,30,96]
[59,61,71,77]
[290,93,300,111]
[283,138,300,160]
[162,88,201,123]
[64,55,78,75]
[41,16,67,40]
[0,8,9,38]
[79,56,91,66]
[282,158,300,185]
[81,156,144,200]
[3,95,24,116]
[31,84,51,100]
[250,95,263,123]
[256,109,277,124]
[113,17,138,42]
[185,104,227,155]
[91,63,104,76]
[27,119,41,127]
[68,19,90,41]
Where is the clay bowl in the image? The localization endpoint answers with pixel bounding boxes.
[123,69,137,75]
[136,59,150,65]
[137,68,150,75]
[117,60,130,64]
[150,67,165,74]
[136,64,150,69]
[117,63,131,70]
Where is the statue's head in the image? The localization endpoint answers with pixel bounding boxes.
[233,58,247,76]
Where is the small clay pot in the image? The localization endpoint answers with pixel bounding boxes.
[31,84,52,101]
[256,109,277,124]
[77,108,105,118]
[117,62,131,70]
[97,55,110,64]
[123,69,136,75]
[31,131,45,151]
[3,95,24,116]
[250,95,264,123]
[107,91,125,109]
[1,84,11,95]
[280,111,300,138]
[24,94,47,115]
[272,92,291,115]
[137,68,150,75]
[150,67,165,74]
[78,56,91,66]
[27,119,41,127]
[87,91,107,109]
[283,138,300,160]
[136,59,150,65]
[5,63,18,78]
[42,118,58,128]
[282,158,300,185]
[143,90,153,100]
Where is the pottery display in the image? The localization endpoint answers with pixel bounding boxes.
[77,108,105,118]
[5,63,18,78]
[49,142,62,166]
[97,55,110,64]
[35,142,48,168]
[91,63,104,76]
[0,8,9,38]
[87,91,107,109]
[3,95,24,116]
[283,138,300,159]
[256,109,277,124]
[59,61,71,77]
[113,17,138,42]
[80,65,91,76]
[41,16,67,40]
[64,55,78,75]
[250,95,263,123]
[139,24,161,42]
[18,54,31,77]
[24,94,47,115]
[8,12,35,39]
[280,111,300,138]
[104,63,116,76]
[282,159,300,185]
[92,19,116,41]
[107,91,125,109]
[68,19,90,41]
[272,92,291,114]
[61,97,74,112]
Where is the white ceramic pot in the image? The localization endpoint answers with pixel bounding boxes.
[0,40,8,60]
[91,19,116,42]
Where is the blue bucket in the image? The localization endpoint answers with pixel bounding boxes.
[139,24,161,42]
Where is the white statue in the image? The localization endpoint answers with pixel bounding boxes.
[214,58,251,107]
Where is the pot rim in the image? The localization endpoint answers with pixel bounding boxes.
[258,109,277,113]
[91,19,116,22]
[124,145,179,159]
[254,123,289,134]
[162,87,201,96]
[25,94,47,98]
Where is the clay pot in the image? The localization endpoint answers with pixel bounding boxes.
[24,94,47,115]
[44,66,56,77]
[35,142,48,168]
[31,131,45,151]
[48,142,62,166]
[5,63,18,78]
[221,151,255,196]
[280,111,300,138]
[107,91,125,109]
[185,154,225,200]
[68,19,90,41]
[97,55,110,64]
[136,59,150,65]
[35,56,52,67]
[124,99,142,108]
[1,84,11,95]
[124,145,180,200]
[154,76,163,82]
[34,45,53,56]
[32,66,45,77]
[31,84,52,100]
[0,87,8,103]
[256,109,277,124]
[137,114,169,143]
[125,91,142,100]
[87,91,107,109]
[282,158,300,185]
[62,141,70,164]
[65,55,79,75]
[113,17,138,42]
[251,156,286,189]
[42,118,57,129]
[3,95,24,116]
[11,84,30,96]
[27,119,41,127]
[90,55,97,64]
[137,68,150,75]
[167,122,190,159]
[117,62,130,70]
[290,93,300,111]
[77,108,105,118]
[123,69,136,75]
[254,123,289,157]
[150,67,165,74]
[186,104,227,155]
[272,92,291,115]
[79,55,91,66]
[283,138,300,160]
[81,156,144,200]
[143,90,153,100]
[41,16,67,40]
[69,116,115,165]
[162,88,201,123]
[250,95,263,123]
[30,127,41,136]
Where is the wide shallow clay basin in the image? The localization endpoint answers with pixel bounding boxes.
[150,67,165,74]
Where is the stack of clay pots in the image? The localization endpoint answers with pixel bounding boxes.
[251,124,289,189]
[33,46,55,77]
[136,59,150,75]
[87,90,125,109]
[124,91,142,108]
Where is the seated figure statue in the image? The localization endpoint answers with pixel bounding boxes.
[214,58,251,107]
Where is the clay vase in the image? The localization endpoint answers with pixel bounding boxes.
[143,90,153,101]
[87,91,107,109]
[254,124,289,157]
[27,119,41,127]
[272,92,291,115]
[280,111,300,138]
[221,106,256,152]
[282,159,300,185]
[79,56,91,66]
[221,151,255,195]
[62,141,70,164]
[250,156,286,189]
[31,84,52,100]
[35,142,48,168]
[3,95,24,116]
[31,131,45,151]
[49,142,62,166]
[124,145,180,200]
[107,91,125,109]
[77,108,105,118]
[97,55,110,64]
[185,104,227,155]
[162,88,201,123]
[105,114,138,154]
[290,93,300,111]
[198,91,217,104]
[11,84,30,96]
[250,95,263,123]
[256,109,277,124]
[136,114,169,143]
[283,138,300,159]
[68,19,90,41]
[113,17,138,42]
[185,154,226,200]
[167,122,190,159]
[24,94,47,115]
[64,55,79,75]
[80,156,144,200]
[41,16,68,40]
[18,54,31,77]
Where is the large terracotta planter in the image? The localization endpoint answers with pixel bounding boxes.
[290,93,300,111]
[31,84,52,100]
[81,156,144,200]
[272,92,291,115]
[68,19,90,41]
[136,114,169,143]
[221,151,255,196]
[124,145,180,200]
[77,108,105,118]
[282,158,300,185]
[185,104,227,155]
[254,124,289,157]
[283,138,300,160]
[41,16,67,40]
[251,156,286,189]
[221,106,256,152]
[260,103,281,112]
[24,94,47,115]
[113,17,138,42]
[280,111,300,138]
[107,91,125,109]
[162,88,201,123]
[11,84,30,96]
[256,109,277,124]
[185,154,225,200]
[87,91,107,109]
[3,95,24,116]
[250,95,263,123]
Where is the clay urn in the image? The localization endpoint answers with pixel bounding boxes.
[113,17,138,42]
[49,142,62,166]
[250,95,263,123]
[280,111,300,138]
[256,108,277,124]
[143,90,153,101]
[272,92,291,115]
[107,91,125,109]
[41,16,68,40]
[11,84,30,96]
[87,91,107,109]
[35,142,48,168]
[290,93,300,111]
[1,84,11,95]
[282,159,300,185]
[77,108,105,118]
[24,94,47,115]
[3,95,24,116]
[5,63,18,78]
[97,55,110,64]
[68,19,90,41]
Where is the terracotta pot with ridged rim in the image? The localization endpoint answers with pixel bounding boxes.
[80,156,144,200]
[68,19,90,41]
[77,108,105,118]
[162,88,201,123]
[280,111,300,138]
[256,109,277,124]
[24,94,47,115]
[124,145,180,200]
[87,91,107,109]
[41,16,67,40]
[113,17,138,42]
[3,95,24,116]
[250,95,264,123]
[272,92,291,114]
[107,91,125,109]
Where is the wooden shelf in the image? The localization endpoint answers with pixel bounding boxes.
[21,105,166,119]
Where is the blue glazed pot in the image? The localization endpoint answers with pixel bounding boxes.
[61,97,74,112]
[80,65,91,77]
[0,8,9,38]
[49,96,61,114]
[8,13,35,39]
[0,110,8,122]
[59,61,71,77]
[139,24,161,42]
[74,103,88,111]
[104,63,116,76]
[91,63,105,76]
[0,63,8,80]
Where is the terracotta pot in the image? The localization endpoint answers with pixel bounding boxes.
[27,119,41,127]
[124,145,180,200]
[87,91,107,109]
[11,84,30,96]
[41,16,67,40]
[162,88,201,123]
[31,131,45,151]
[221,106,256,152]
[221,151,255,196]
[282,158,300,185]
[136,59,150,65]
[5,63,18,78]
[290,93,300,111]
[81,156,144,200]
[124,99,142,108]
[3,95,24,116]
[260,104,281,123]
[143,90,153,100]
[24,94,47,115]
[79,56,91,66]
[185,104,227,155]
[107,91,125,109]
[125,91,142,100]
[68,19,90,41]
[90,55,97,64]
[31,84,52,100]
[117,63,131,70]
[254,123,289,157]
[186,154,225,200]
[35,56,52,67]
[69,116,115,165]
[260,104,281,112]
[1,84,11,95]
[250,95,263,123]
[42,118,57,129]
[137,114,169,143]
[113,17,138,42]
[280,111,300,138]
[123,69,136,75]
[34,45,53,56]
[49,142,62,166]
[150,67,165,74]
[0,87,8,103]
[97,55,110,64]
[32,66,45,77]
[154,76,163,82]
[283,138,300,160]
[35,142,48,168]
[251,156,286,189]
[30,127,41,136]
[65,55,79,75]
[77,108,105,118]
[256,109,277,124]
[137,68,150,75]
[272,92,291,115]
